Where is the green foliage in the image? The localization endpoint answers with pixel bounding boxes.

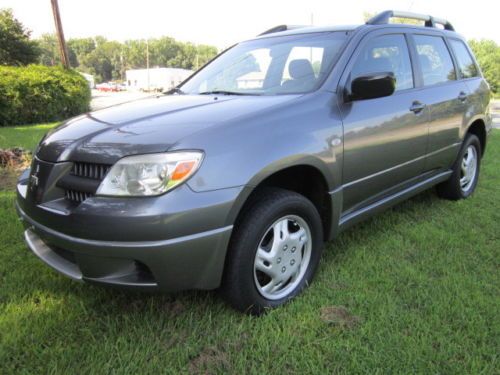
[0,65,90,126]
[0,8,39,66]
[36,34,59,66]
[469,39,500,93]
[36,34,219,83]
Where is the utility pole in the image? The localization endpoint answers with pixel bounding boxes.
[50,0,70,68]
[310,13,314,63]
[146,39,150,91]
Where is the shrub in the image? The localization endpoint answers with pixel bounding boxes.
[0,65,90,126]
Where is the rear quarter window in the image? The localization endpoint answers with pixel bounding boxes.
[449,39,479,79]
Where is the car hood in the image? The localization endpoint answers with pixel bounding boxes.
[36,94,299,163]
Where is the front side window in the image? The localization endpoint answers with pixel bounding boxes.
[414,35,456,86]
[180,32,348,95]
[351,34,414,91]
[449,39,479,79]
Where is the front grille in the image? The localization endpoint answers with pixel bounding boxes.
[64,189,94,203]
[57,162,111,203]
[71,162,111,180]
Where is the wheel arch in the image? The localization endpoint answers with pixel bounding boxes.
[226,159,336,242]
[465,118,487,156]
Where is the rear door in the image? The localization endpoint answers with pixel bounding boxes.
[338,30,430,214]
[447,37,490,136]
[409,33,467,170]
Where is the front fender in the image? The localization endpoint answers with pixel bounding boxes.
[245,154,337,190]
[178,92,344,193]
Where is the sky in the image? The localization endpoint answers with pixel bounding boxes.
[1,0,499,49]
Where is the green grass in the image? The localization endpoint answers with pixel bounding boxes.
[0,123,58,151]
[0,125,499,374]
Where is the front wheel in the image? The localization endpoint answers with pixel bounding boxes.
[221,188,323,315]
[437,134,482,200]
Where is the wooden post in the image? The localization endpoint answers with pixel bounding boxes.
[146,39,150,91]
[50,0,70,68]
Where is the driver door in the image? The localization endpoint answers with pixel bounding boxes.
[338,32,429,214]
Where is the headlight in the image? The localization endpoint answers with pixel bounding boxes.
[96,151,203,197]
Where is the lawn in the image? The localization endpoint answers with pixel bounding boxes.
[0,123,56,151]
[0,124,498,374]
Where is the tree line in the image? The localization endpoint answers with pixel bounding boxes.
[37,34,218,83]
[0,8,218,83]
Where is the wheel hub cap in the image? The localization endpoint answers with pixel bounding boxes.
[253,215,312,300]
[460,145,478,192]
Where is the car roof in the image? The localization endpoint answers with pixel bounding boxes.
[251,25,360,41]
[248,10,464,43]
[248,23,464,44]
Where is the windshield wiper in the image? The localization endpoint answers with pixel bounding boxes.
[198,90,260,96]
[164,87,185,95]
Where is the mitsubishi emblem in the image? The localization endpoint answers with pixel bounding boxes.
[30,163,40,190]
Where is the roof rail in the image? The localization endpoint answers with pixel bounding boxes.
[366,10,455,31]
[258,25,306,36]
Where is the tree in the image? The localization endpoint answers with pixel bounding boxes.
[67,37,97,67]
[149,37,181,67]
[171,42,197,69]
[468,39,500,94]
[37,34,59,66]
[0,8,39,66]
[80,39,123,82]
[195,44,219,69]
[123,39,147,69]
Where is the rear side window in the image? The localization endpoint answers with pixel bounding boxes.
[449,39,479,79]
[414,35,456,86]
[351,34,413,91]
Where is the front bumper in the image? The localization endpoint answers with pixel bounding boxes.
[18,205,232,291]
[16,167,243,291]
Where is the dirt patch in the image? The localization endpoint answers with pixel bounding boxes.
[188,346,230,375]
[0,148,31,169]
[161,299,185,315]
[320,306,361,329]
[330,282,349,290]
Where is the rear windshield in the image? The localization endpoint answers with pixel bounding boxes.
[180,32,349,95]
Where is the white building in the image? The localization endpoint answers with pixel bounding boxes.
[236,71,266,89]
[80,72,95,89]
[125,68,193,92]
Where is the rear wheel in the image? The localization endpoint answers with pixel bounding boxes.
[437,134,481,200]
[221,188,323,315]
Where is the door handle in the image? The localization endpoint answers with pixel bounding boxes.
[458,91,467,102]
[410,101,425,114]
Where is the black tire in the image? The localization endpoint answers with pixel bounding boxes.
[437,134,482,200]
[221,188,323,315]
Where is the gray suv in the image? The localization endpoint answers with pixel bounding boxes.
[17,11,492,314]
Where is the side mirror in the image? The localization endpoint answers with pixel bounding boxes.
[347,72,396,101]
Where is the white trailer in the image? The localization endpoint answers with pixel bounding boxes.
[125,68,193,92]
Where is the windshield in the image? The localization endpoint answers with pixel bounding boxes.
[180,32,349,95]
